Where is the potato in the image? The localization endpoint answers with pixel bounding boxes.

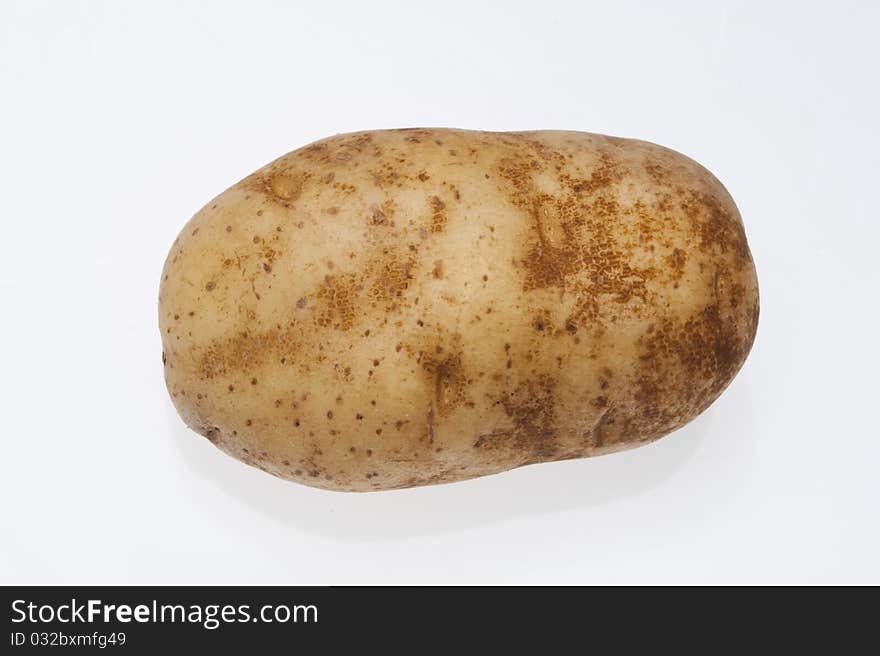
[159,128,758,492]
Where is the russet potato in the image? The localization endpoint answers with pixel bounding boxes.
[159,128,759,491]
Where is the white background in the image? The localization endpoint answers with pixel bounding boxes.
[2,0,878,584]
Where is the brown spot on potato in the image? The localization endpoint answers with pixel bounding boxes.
[315,274,358,331]
[197,326,300,380]
[496,144,654,328]
[367,253,416,310]
[430,196,446,233]
[665,248,687,282]
[682,190,750,262]
[643,159,669,185]
[426,404,435,443]
[627,295,753,442]
[501,375,559,459]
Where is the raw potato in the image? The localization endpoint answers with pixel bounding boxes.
[159,128,759,492]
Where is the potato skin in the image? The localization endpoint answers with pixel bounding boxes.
[159,129,758,492]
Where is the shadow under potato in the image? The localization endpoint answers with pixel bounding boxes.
[169,403,714,541]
